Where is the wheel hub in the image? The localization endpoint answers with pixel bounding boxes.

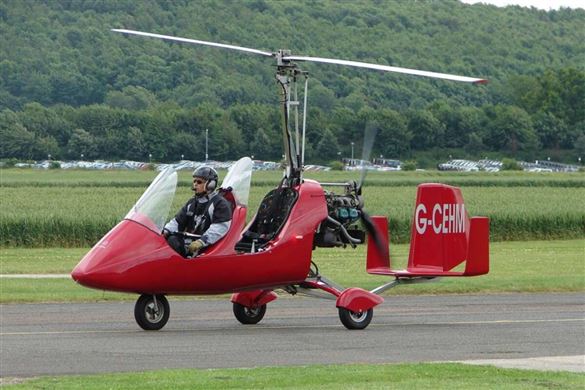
[146,303,164,323]
[349,310,367,323]
[245,307,261,317]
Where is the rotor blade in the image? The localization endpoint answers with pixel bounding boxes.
[361,211,389,259]
[284,55,487,84]
[112,29,274,57]
[357,122,378,195]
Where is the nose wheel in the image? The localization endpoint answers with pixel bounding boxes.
[134,294,170,330]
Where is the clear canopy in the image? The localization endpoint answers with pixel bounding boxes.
[125,157,253,233]
[221,157,253,206]
[125,167,178,233]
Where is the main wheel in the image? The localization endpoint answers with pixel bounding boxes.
[233,302,266,325]
[338,307,373,330]
[134,294,170,331]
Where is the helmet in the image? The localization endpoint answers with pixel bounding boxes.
[192,166,218,192]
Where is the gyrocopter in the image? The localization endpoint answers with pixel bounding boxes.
[71,29,489,330]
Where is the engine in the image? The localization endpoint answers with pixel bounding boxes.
[313,182,366,248]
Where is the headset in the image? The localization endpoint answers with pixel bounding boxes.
[193,166,218,192]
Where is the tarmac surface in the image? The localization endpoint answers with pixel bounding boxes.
[1,293,584,377]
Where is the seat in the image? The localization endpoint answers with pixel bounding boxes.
[235,187,298,252]
[198,188,246,257]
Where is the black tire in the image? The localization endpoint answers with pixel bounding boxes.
[233,302,266,325]
[134,294,170,331]
[338,307,373,330]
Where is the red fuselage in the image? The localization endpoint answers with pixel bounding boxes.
[71,180,328,295]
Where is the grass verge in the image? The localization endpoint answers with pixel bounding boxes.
[0,240,583,303]
[2,363,584,389]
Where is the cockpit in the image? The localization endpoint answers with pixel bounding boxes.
[125,157,253,243]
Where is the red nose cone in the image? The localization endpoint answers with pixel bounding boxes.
[70,220,170,292]
[70,239,121,290]
[70,263,87,284]
[71,254,105,289]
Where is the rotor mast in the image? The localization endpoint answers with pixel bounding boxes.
[275,51,308,184]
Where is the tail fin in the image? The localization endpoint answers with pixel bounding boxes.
[366,183,489,277]
[407,183,489,276]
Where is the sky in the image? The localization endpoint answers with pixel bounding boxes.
[461,0,584,10]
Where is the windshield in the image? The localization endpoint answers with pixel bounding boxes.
[125,167,177,233]
[221,157,253,206]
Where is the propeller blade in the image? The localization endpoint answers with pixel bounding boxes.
[357,123,378,195]
[360,210,389,258]
[112,29,274,57]
[284,55,487,84]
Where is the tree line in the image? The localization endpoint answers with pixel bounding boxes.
[1,67,583,164]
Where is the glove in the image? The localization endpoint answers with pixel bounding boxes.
[188,239,205,255]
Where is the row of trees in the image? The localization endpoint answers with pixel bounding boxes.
[1,67,583,163]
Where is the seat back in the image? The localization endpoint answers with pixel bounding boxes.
[235,187,298,252]
[201,189,247,257]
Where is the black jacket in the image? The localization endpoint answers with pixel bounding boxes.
[166,192,232,246]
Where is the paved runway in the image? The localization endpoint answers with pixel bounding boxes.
[1,293,583,377]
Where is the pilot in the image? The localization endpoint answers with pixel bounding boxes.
[163,166,232,257]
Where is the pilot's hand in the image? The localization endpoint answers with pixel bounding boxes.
[188,239,205,254]
[162,229,170,238]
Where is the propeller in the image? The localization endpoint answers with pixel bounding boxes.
[354,122,388,259]
[356,122,378,196]
[360,209,388,259]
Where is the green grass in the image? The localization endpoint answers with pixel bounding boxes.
[315,239,585,294]
[3,363,583,389]
[0,278,133,303]
[0,247,88,274]
[1,240,583,303]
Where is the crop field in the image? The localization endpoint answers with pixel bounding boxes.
[1,168,584,247]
